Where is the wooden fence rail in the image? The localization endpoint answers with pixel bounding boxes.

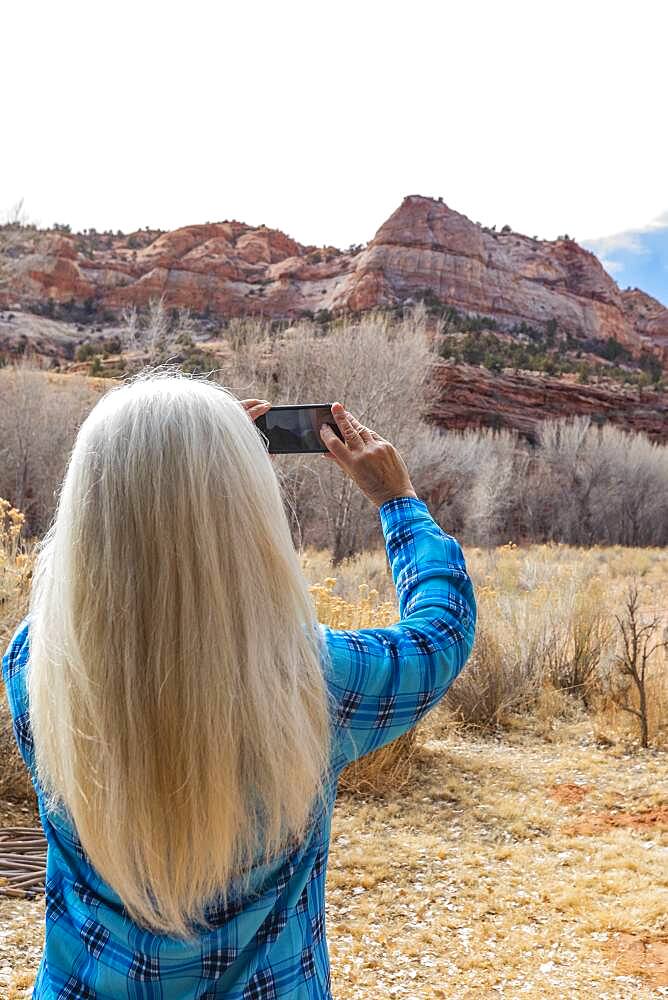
[0,826,47,897]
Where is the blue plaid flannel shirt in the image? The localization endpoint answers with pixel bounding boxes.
[2,495,476,999]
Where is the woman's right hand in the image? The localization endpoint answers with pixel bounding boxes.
[319,402,418,509]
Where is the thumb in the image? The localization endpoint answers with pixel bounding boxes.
[320,422,349,463]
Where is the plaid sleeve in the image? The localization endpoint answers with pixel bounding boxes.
[1,616,37,778]
[319,496,476,773]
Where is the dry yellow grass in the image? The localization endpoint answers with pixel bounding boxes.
[2,721,666,998]
[1,504,667,996]
[0,500,34,802]
[302,540,668,746]
[326,720,668,999]
[301,539,668,610]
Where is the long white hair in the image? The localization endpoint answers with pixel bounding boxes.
[27,368,333,939]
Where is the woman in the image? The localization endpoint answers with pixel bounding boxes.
[2,369,476,999]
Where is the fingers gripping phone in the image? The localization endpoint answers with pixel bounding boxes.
[256,404,345,454]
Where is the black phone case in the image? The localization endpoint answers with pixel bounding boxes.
[256,404,344,454]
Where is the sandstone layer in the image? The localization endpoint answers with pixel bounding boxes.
[428,361,668,443]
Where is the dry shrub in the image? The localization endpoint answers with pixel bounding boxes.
[308,543,668,750]
[443,543,668,734]
[307,573,421,792]
[648,649,668,743]
[0,361,102,535]
[0,498,32,641]
[534,682,583,723]
[445,559,555,727]
[308,577,396,630]
[592,680,668,748]
[335,730,418,796]
[544,576,614,705]
[0,498,35,802]
[592,597,668,748]
[444,627,516,729]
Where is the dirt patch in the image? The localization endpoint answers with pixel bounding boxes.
[604,932,668,988]
[548,782,591,805]
[0,799,39,829]
[564,805,668,835]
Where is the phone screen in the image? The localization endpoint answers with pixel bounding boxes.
[256,404,344,454]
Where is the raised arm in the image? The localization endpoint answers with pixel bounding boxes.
[316,403,476,775]
[320,496,476,773]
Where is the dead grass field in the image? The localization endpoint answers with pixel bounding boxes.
[1,503,667,998]
[2,716,667,998]
[327,714,668,999]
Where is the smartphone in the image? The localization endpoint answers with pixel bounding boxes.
[256,403,345,454]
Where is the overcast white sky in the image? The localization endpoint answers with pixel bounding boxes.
[2,0,666,252]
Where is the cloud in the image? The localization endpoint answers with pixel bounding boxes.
[587,232,648,255]
[584,210,668,256]
[599,257,624,275]
[586,229,652,256]
[582,212,668,306]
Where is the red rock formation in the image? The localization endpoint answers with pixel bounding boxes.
[2,196,667,363]
[621,288,668,353]
[334,198,654,354]
[427,361,668,443]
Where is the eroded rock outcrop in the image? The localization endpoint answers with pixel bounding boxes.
[2,196,667,361]
[427,361,668,443]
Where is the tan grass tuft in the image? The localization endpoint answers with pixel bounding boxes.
[0,500,35,803]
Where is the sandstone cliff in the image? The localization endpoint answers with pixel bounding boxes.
[2,196,666,361]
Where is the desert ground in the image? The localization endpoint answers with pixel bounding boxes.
[2,519,667,998]
[2,717,667,998]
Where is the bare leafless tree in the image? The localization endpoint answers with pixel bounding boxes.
[3,198,30,227]
[0,199,37,299]
[144,296,172,361]
[0,358,98,534]
[526,417,668,547]
[120,304,141,353]
[120,296,198,367]
[209,306,448,560]
[605,583,667,747]
[1,308,667,552]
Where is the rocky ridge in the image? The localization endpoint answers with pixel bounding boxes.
[427,361,668,443]
[2,197,667,444]
[2,196,667,361]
